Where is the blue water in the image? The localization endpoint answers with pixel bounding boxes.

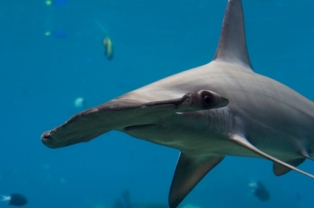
[1,0,314,207]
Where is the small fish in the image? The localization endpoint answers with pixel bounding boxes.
[249,181,270,201]
[44,29,67,38]
[94,19,114,60]
[103,36,113,60]
[1,193,28,206]
[74,97,86,109]
[45,0,68,6]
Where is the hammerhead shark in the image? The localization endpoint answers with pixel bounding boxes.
[41,0,314,207]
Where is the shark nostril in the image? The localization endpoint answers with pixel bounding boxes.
[41,131,52,141]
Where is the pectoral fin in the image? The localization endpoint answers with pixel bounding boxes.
[169,153,224,208]
[229,134,314,178]
[273,158,306,176]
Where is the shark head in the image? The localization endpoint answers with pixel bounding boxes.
[42,89,229,148]
[41,0,314,207]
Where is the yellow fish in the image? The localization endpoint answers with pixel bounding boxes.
[103,36,113,60]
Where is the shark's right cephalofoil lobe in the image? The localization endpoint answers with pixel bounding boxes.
[41,0,314,207]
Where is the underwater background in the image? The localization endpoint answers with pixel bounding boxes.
[1,0,314,207]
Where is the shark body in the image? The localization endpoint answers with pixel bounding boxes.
[41,0,314,207]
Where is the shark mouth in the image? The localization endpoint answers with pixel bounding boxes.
[124,124,158,131]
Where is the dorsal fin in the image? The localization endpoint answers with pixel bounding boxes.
[214,0,253,70]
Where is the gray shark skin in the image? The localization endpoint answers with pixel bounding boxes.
[41,0,314,207]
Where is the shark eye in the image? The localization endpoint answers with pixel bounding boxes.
[201,92,214,107]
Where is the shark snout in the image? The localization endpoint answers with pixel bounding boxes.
[41,131,51,140]
[41,131,56,148]
[41,130,67,149]
[41,130,96,149]
[41,130,84,149]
